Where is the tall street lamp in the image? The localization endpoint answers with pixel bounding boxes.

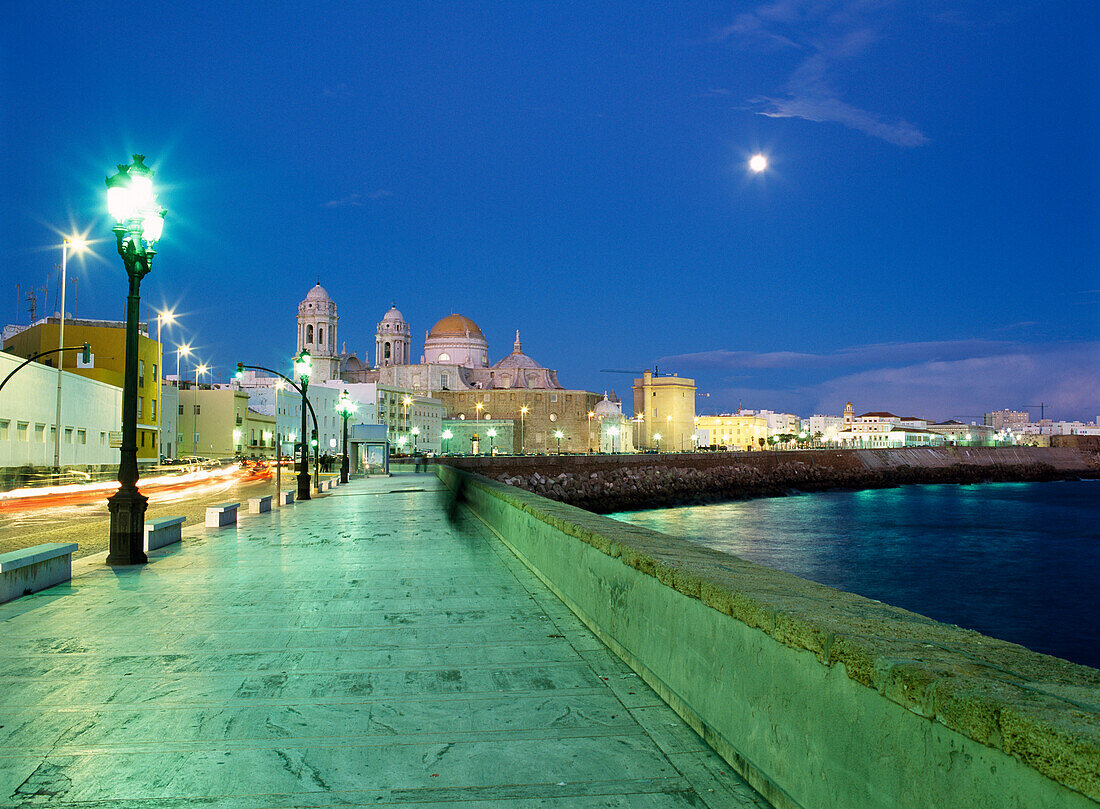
[411,425,420,454]
[587,409,595,453]
[154,309,174,460]
[104,154,166,566]
[194,362,208,456]
[554,429,564,454]
[486,427,496,455]
[54,235,88,471]
[653,432,662,453]
[442,428,453,454]
[293,349,312,500]
[402,395,412,436]
[336,389,356,483]
[519,405,528,454]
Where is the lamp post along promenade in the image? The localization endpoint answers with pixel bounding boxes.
[336,389,356,484]
[294,350,312,500]
[104,155,166,566]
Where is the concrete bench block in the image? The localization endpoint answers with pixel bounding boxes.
[0,542,79,603]
[279,491,295,505]
[248,495,273,514]
[144,516,185,552]
[205,502,240,528]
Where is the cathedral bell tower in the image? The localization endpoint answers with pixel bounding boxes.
[297,283,340,381]
[375,304,410,367]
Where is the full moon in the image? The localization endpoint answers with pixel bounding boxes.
[749,154,767,173]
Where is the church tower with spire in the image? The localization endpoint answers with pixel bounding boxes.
[297,283,339,381]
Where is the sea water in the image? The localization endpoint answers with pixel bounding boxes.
[609,480,1099,668]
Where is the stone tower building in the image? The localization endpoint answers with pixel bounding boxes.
[297,283,339,381]
[375,305,410,367]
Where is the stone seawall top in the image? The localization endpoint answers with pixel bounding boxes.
[441,446,1098,513]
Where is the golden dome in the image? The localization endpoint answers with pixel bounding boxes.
[427,314,484,340]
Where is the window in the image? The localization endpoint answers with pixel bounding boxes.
[318,326,324,345]
[35,424,45,442]
[151,399,157,420]
[438,352,449,362]
[306,324,314,343]
[194,405,201,415]
[0,420,8,440]
[141,432,146,447]
[152,364,157,383]
[17,422,29,440]
[138,398,143,419]
[139,359,145,388]
[65,427,73,443]
[550,394,558,402]
[179,404,184,415]
[77,429,86,444]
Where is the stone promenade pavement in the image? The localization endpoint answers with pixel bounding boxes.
[0,474,771,808]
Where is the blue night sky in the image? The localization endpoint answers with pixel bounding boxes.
[2,1,1097,422]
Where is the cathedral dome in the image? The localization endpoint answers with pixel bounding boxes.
[305,283,331,301]
[423,313,488,368]
[492,331,543,370]
[428,314,484,339]
[594,393,622,418]
[381,305,405,323]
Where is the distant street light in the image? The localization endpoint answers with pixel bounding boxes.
[54,235,88,471]
[519,405,528,454]
[607,425,619,454]
[587,409,595,453]
[336,389,356,483]
[487,427,496,455]
[749,154,767,173]
[411,425,420,455]
[104,154,166,566]
[441,428,453,454]
[653,432,662,452]
[554,429,564,454]
[293,349,312,500]
[175,342,191,382]
[154,309,176,461]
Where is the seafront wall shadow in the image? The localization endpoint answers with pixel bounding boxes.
[436,463,1100,809]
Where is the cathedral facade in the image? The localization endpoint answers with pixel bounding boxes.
[293,286,600,453]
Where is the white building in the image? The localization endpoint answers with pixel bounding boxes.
[159,382,178,459]
[324,380,444,454]
[808,415,845,442]
[236,371,343,455]
[1,350,122,470]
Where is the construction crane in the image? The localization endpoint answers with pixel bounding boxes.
[1024,403,1049,421]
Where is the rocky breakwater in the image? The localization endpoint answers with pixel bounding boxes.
[495,459,1081,513]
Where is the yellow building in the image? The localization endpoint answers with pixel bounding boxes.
[437,388,599,454]
[696,414,769,451]
[3,318,162,463]
[632,370,696,452]
[175,386,277,459]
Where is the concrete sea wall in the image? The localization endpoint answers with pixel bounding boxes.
[445,447,1099,512]
[438,464,1100,809]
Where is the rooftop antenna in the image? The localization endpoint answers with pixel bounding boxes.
[14,283,20,324]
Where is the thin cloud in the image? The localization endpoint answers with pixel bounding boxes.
[713,0,930,146]
[323,189,392,208]
[660,338,1023,370]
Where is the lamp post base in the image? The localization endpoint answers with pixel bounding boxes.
[340,458,349,484]
[106,486,149,565]
[297,469,311,501]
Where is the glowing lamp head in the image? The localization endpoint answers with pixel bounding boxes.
[487,428,496,437]
[554,430,564,439]
[67,236,88,251]
[142,209,166,244]
[178,342,191,357]
[441,429,453,440]
[293,350,312,381]
[749,154,767,173]
[520,406,529,415]
[336,390,357,417]
[411,426,420,436]
[653,433,662,442]
[106,166,134,222]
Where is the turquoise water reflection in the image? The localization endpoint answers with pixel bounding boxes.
[609,481,1100,668]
